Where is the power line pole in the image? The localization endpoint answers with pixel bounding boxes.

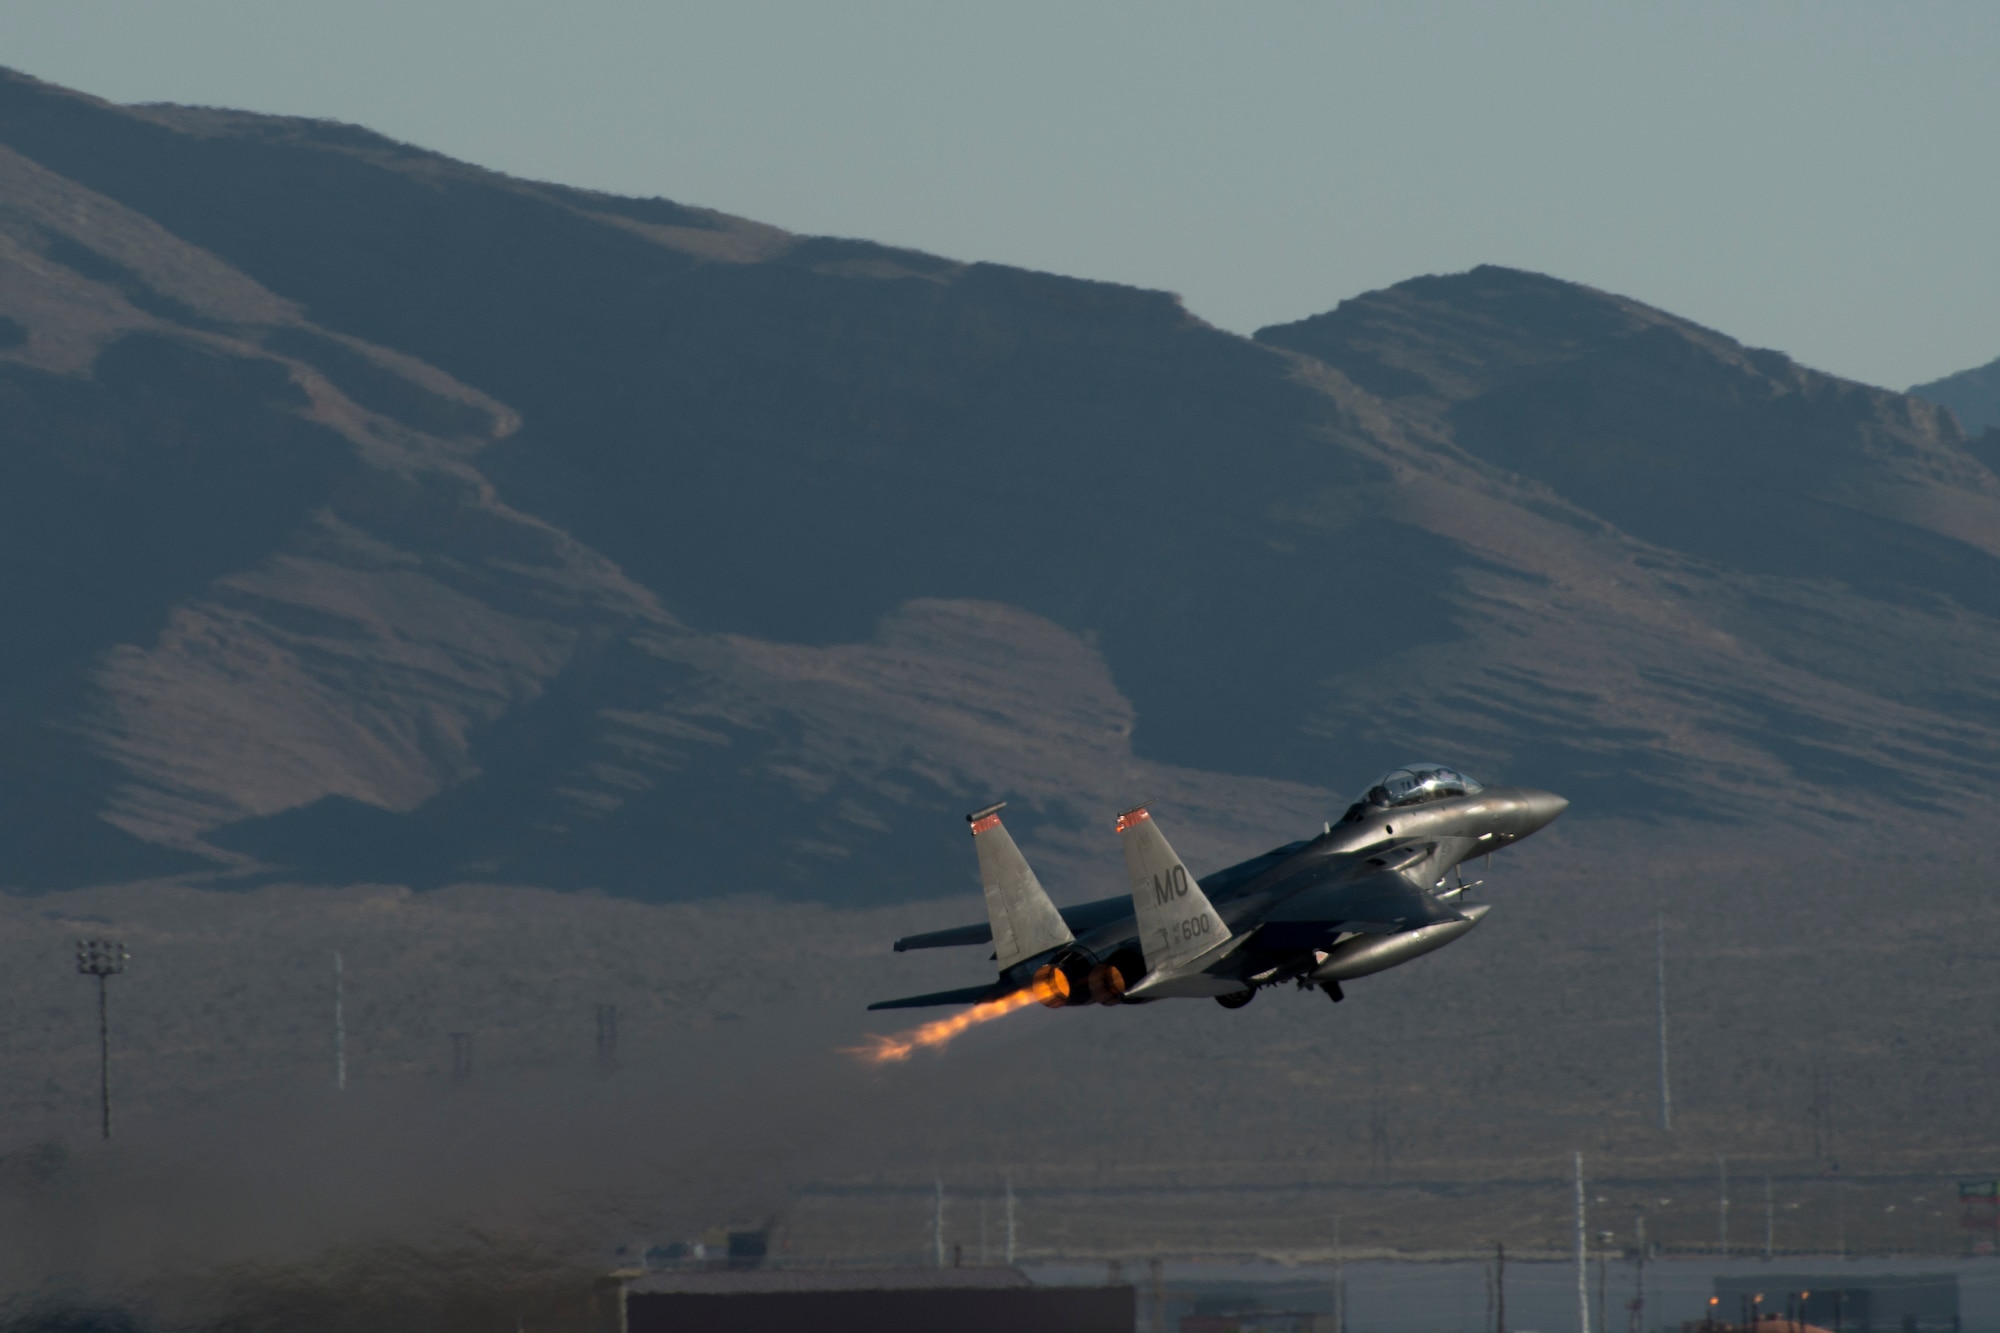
[595,1003,619,1073]
[1717,1156,1729,1258]
[75,939,127,1140]
[1005,1180,1016,1265]
[1632,1215,1647,1333]
[933,1179,946,1269]
[1333,1213,1346,1333]
[1576,1151,1591,1333]
[1656,913,1672,1132]
[333,951,347,1091]
[1597,1230,1610,1333]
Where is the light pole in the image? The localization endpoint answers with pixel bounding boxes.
[75,938,127,1140]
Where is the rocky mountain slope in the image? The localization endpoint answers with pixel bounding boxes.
[1912,352,2000,436]
[2,67,1998,905]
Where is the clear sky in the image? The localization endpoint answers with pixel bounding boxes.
[3,1,1993,390]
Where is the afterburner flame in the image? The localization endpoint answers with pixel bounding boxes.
[844,986,1043,1064]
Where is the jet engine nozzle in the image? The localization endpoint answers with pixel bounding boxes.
[1029,963,1071,1008]
[1030,954,1098,1008]
[1086,963,1128,1005]
[1309,904,1490,984]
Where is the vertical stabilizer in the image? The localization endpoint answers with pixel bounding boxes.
[1117,806,1229,975]
[968,803,1072,971]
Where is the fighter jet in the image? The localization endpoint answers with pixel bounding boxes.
[870,764,1566,1011]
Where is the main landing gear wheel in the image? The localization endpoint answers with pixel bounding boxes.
[1215,989,1255,1010]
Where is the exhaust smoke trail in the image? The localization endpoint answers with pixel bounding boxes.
[844,987,1043,1063]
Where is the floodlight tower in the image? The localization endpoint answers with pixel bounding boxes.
[75,938,128,1140]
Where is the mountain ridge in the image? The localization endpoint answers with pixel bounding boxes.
[2,68,1998,900]
[1912,351,2000,437]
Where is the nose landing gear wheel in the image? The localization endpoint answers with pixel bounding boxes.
[1215,989,1255,1009]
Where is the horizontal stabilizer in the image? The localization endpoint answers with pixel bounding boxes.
[894,923,994,952]
[866,983,1009,1012]
[893,898,1131,954]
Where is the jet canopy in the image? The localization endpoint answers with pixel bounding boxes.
[1358,763,1483,809]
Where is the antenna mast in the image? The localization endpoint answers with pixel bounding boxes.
[1656,913,1672,1131]
[1576,1151,1591,1333]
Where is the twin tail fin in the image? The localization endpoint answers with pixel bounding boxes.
[1117,806,1230,975]
[969,802,1074,972]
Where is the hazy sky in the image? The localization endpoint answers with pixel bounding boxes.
[3,2,1993,390]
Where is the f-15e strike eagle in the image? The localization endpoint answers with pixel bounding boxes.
[871,765,1567,1012]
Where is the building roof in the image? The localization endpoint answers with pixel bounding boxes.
[626,1267,1034,1296]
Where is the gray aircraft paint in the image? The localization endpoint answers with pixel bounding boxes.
[967,803,1073,972]
[1117,806,1239,995]
[874,765,1567,1011]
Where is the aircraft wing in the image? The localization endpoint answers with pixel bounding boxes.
[865,982,1011,1012]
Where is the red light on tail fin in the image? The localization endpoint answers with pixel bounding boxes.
[1114,806,1151,833]
[966,801,1006,837]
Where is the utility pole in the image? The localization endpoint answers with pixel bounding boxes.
[75,939,127,1140]
[1333,1213,1345,1333]
[1486,1253,1495,1333]
[1632,1215,1647,1333]
[1764,1176,1774,1260]
[1718,1156,1729,1258]
[1836,1180,1846,1262]
[1656,913,1672,1132]
[1576,1151,1591,1333]
[1597,1230,1611,1333]
[933,1179,946,1269]
[1497,1241,1507,1333]
[1005,1180,1017,1265]
[333,951,347,1091]
[595,1003,619,1073]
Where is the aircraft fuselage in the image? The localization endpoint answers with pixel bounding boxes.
[873,767,1566,1012]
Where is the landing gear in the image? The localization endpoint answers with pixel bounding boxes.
[1215,989,1255,1010]
[1322,980,1345,1004]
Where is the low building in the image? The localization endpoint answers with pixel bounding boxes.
[624,1267,1134,1333]
[1711,1274,1960,1333]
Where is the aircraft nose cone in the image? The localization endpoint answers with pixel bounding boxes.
[1518,789,1569,832]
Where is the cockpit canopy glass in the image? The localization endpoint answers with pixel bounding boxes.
[1359,763,1483,809]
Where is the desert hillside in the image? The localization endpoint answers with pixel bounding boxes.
[3,68,1999,902]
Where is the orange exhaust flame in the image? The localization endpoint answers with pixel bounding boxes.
[843,985,1047,1064]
